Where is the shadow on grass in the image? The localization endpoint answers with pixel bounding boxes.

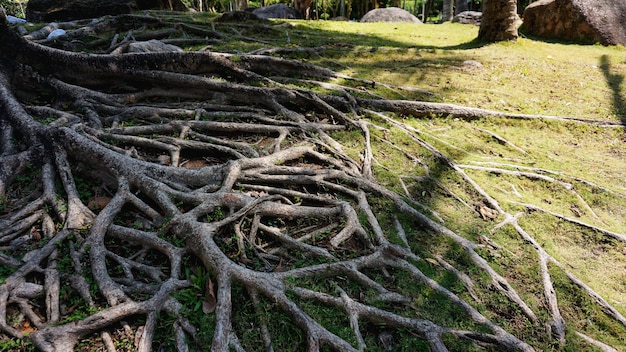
[599,55,626,125]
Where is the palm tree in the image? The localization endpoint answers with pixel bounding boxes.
[456,0,468,14]
[442,0,454,22]
[478,0,519,41]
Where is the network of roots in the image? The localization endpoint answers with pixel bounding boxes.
[0,11,625,352]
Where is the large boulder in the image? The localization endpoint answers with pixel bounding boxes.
[452,11,482,25]
[252,4,301,19]
[360,7,422,23]
[522,0,626,45]
[26,0,188,22]
[216,11,263,22]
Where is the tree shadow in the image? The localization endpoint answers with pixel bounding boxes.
[599,55,626,125]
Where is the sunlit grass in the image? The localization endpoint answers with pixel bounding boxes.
[272,21,626,121]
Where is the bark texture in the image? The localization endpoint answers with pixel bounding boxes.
[478,0,519,41]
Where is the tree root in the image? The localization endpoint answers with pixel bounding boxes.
[1,13,625,351]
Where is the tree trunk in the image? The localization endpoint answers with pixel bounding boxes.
[232,0,248,10]
[441,0,454,22]
[478,0,519,41]
[423,0,433,22]
[456,0,468,14]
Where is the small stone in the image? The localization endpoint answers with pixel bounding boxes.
[452,11,482,25]
[461,60,483,70]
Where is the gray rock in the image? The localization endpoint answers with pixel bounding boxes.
[7,15,27,24]
[360,7,422,23]
[522,0,626,46]
[462,60,483,69]
[46,28,66,39]
[217,10,262,22]
[452,11,481,25]
[252,4,300,19]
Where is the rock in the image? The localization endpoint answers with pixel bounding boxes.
[360,7,422,23]
[46,28,66,39]
[127,40,183,53]
[460,60,483,70]
[216,10,262,22]
[252,4,301,19]
[452,11,482,25]
[522,0,626,46]
[7,15,27,24]
[26,0,188,22]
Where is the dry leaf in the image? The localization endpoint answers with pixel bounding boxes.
[274,258,286,272]
[202,277,217,314]
[20,320,36,334]
[477,205,499,220]
[87,196,112,210]
[134,325,144,348]
[30,226,42,240]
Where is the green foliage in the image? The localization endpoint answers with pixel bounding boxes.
[0,338,35,352]
[205,206,225,222]
[0,0,26,18]
[0,262,16,284]
[166,263,215,349]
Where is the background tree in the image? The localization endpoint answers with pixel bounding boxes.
[455,0,468,13]
[423,0,433,21]
[478,0,519,41]
[0,0,26,17]
[441,0,453,21]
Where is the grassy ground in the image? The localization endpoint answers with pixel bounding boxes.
[229,19,626,350]
[285,21,626,121]
[177,15,626,120]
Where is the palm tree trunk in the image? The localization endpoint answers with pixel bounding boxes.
[456,0,468,14]
[423,0,433,23]
[478,0,519,41]
[441,0,453,22]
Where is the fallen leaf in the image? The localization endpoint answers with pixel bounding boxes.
[87,196,112,210]
[134,325,144,348]
[477,205,499,220]
[202,277,216,314]
[274,258,286,272]
[30,226,42,240]
[20,320,36,334]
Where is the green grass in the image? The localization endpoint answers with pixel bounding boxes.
[149,17,626,350]
[291,22,625,119]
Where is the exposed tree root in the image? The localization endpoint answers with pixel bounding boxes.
[1,12,625,352]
